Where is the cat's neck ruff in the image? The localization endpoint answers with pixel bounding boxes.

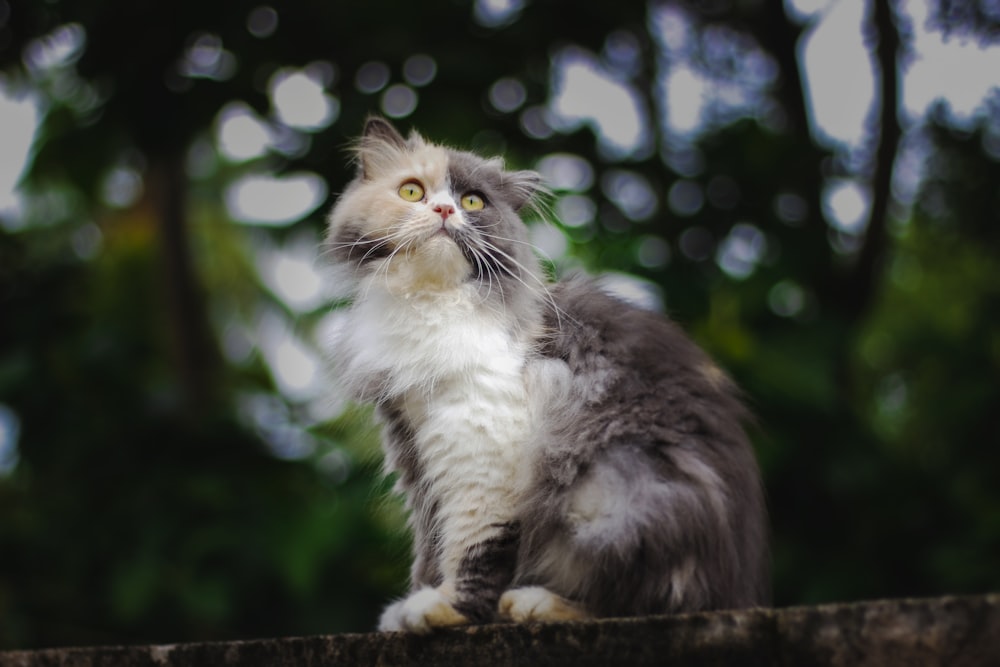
[338,276,532,403]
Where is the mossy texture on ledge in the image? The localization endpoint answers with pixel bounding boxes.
[2,594,998,667]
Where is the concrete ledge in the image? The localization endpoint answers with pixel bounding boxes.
[2,594,998,666]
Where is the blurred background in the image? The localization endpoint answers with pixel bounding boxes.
[1,0,999,650]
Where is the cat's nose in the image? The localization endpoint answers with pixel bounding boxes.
[433,203,455,220]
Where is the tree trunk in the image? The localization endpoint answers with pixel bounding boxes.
[147,154,219,418]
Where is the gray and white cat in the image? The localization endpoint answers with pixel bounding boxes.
[325,117,769,632]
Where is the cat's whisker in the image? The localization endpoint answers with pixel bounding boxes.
[467,244,508,318]
[321,222,410,266]
[476,227,556,254]
[471,236,576,330]
[472,226,564,279]
[348,227,409,301]
[374,236,417,296]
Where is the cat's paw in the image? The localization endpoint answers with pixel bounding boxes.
[498,586,588,623]
[378,587,470,633]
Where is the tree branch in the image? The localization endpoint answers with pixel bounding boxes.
[850,0,902,322]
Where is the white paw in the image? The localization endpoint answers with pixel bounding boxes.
[498,586,588,623]
[378,587,469,633]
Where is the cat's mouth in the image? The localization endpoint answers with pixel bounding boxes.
[397,218,469,270]
[427,221,466,248]
[409,220,467,256]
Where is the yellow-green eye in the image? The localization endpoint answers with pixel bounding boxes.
[398,181,424,202]
[461,193,485,211]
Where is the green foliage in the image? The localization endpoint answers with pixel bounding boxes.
[0,224,406,646]
[1,0,999,650]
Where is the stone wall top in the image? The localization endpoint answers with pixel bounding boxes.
[2,594,997,667]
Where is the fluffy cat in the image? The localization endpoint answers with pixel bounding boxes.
[325,116,768,632]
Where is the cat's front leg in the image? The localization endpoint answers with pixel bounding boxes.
[380,522,521,633]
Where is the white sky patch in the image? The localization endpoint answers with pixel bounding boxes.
[549,48,645,157]
[23,23,85,73]
[716,223,767,279]
[823,178,871,233]
[216,101,273,162]
[381,84,418,119]
[236,391,319,461]
[530,220,568,262]
[784,0,835,23]
[663,64,707,135]
[536,153,595,191]
[602,169,658,221]
[257,311,324,402]
[0,87,39,222]
[270,253,323,309]
[180,33,237,81]
[225,172,327,226]
[555,194,596,228]
[100,164,143,209]
[474,0,525,28]
[799,0,874,148]
[256,234,326,312]
[270,68,338,131]
[652,4,691,54]
[797,0,1000,148]
[901,0,1000,122]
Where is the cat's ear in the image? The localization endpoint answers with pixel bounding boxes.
[363,116,406,150]
[503,170,546,212]
[357,116,410,179]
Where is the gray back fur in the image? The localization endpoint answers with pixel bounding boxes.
[517,279,769,614]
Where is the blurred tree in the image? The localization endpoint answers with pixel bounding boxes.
[0,0,998,650]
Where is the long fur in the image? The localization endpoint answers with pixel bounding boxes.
[324,117,769,632]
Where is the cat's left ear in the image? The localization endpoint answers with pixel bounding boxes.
[503,170,546,212]
[357,116,416,179]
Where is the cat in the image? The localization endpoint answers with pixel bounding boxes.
[325,116,769,632]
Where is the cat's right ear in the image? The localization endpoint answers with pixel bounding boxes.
[357,116,408,180]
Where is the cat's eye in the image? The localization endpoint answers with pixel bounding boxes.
[461,193,485,212]
[398,181,425,202]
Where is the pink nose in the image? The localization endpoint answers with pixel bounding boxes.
[434,203,455,220]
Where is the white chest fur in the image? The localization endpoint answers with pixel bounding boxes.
[336,284,535,577]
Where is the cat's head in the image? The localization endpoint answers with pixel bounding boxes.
[326,116,545,298]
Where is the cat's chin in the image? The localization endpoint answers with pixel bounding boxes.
[388,237,471,292]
